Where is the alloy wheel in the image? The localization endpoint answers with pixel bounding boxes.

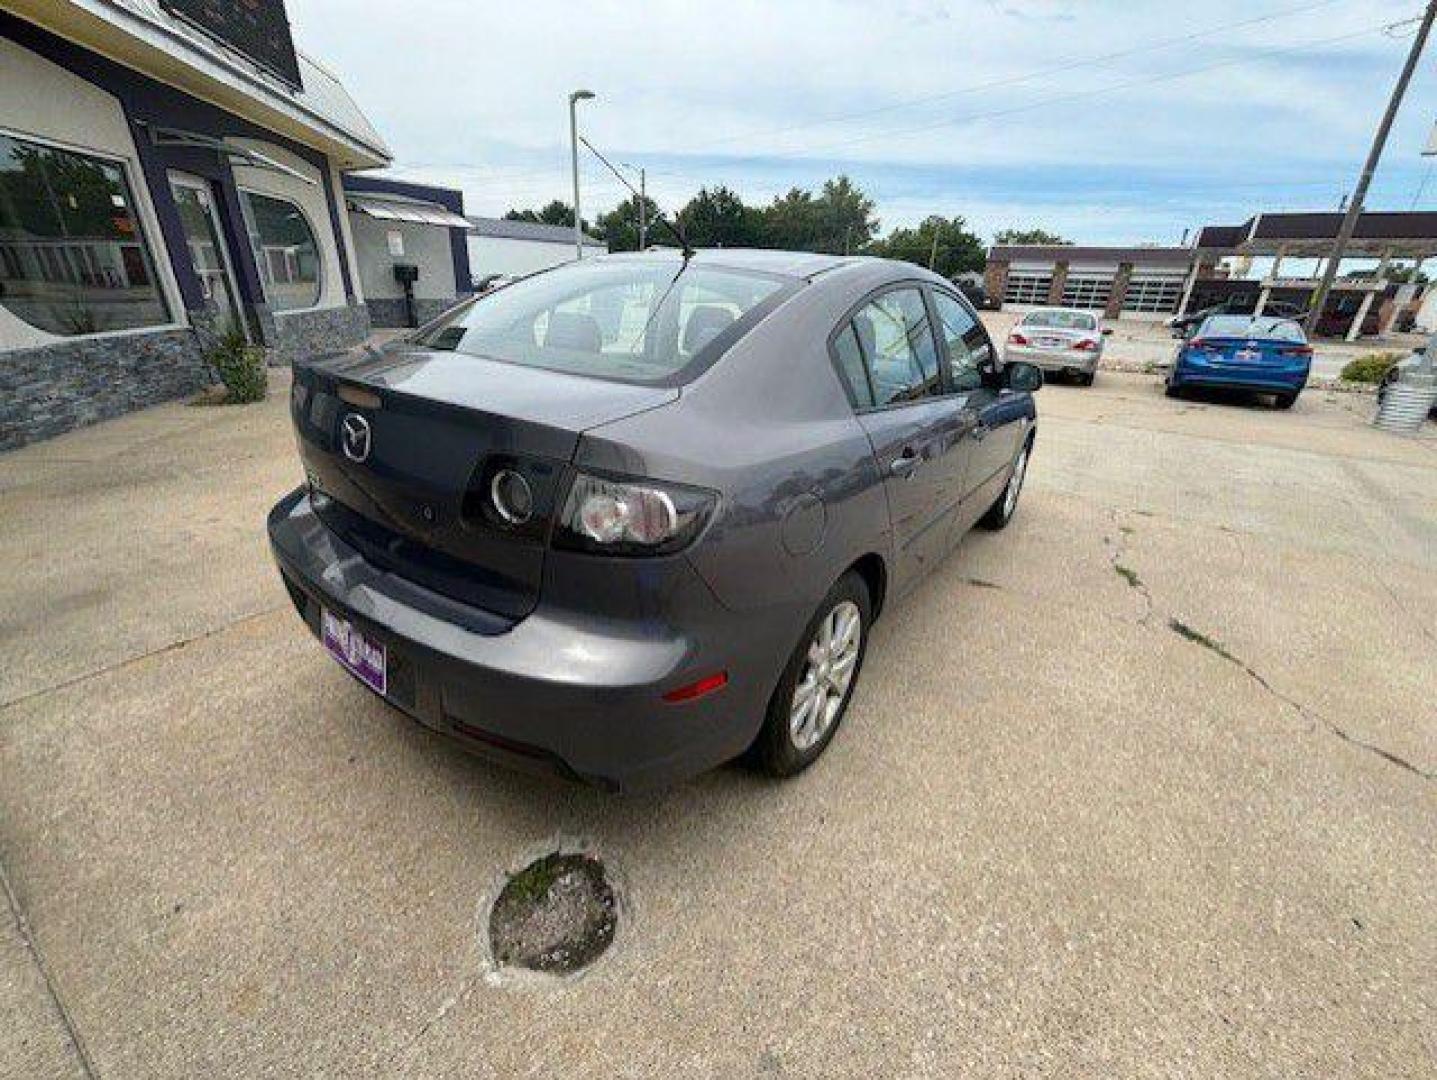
[1003,446,1030,520]
[788,599,862,751]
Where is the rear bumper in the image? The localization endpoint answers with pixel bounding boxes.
[1171,357,1309,394]
[267,488,795,790]
[1003,343,1100,374]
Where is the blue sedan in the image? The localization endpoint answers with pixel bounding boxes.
[1166,315,1312,409]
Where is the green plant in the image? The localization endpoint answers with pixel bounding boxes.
[1340,352,1403,384]
[206,328,268,404]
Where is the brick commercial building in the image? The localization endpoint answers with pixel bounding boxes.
[984,244,1193,322]
[985,210,1437,340]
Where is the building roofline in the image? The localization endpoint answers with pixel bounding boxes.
[5,0,392,168]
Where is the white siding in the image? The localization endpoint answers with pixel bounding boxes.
[349,214,456,301]
[466,235,600,282]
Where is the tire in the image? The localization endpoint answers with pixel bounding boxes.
[1274,392,1297,410]
[1165,381,1183,399]
[978,438,1031,531]
[751,571,872,778]
[1077,371,1095,387]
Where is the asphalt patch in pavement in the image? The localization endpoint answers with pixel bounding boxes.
[487,852,617,975]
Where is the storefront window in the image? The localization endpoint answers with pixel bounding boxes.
[0,132,170,335]
[239,190,321,311]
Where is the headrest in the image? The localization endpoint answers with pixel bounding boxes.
[544,311,602,353]
[682,305,736,354]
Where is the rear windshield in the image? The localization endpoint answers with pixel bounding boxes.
[1022,310,1096,331]
[412,259,792,385]
[1199,315,1305,343]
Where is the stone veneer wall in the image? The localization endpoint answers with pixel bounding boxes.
[365,297,456,329]
[259,302,371,365]
[0,326,212,451]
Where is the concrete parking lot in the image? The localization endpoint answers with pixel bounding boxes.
[2,370,1434,1078]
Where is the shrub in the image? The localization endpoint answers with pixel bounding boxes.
[1340,352,1403,384]
[207,329,268,404]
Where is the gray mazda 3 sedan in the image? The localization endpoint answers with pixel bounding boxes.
[268,250,1041,789]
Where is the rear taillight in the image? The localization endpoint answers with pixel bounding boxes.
[553,470,716,556]
[1278,345,1313,358]
[1008,331,1029,346]
[1187,338,1218,353]
[1074,338,1100,352]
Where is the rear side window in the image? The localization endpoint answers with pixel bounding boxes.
[931,290,991,391]
[1023,309,1096,331]
[412,259,791,385]
[832,323,875,408]
[1199,315,1306,342]
[847,288,942,407]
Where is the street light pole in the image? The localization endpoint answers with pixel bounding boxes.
[638,167,647,250]
[568,89,595,260]
[1305,3,1436,336]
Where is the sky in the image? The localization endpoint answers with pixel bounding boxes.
[286,0,1437,246]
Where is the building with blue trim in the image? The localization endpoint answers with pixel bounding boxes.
[0,0,393,449]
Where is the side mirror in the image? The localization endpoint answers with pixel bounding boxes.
[1101,327,1113,336]
[1005,361,1043,392]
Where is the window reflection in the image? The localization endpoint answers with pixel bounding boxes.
[0,133,169,336]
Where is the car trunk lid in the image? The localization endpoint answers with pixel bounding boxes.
[291,345,677,620]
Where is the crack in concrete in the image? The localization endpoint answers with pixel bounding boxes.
[1,856,97,1079]
[1163,617,1434,784]
[0,606,287,714]
[1097,508,1431,784]
[1368,565,1437,648]
[381,974,480,1070]
[1104,510,1155,625]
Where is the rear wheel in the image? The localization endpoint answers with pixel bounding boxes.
[1165,381,1183,399]
[751,572,871,778]
[1077,371,1095,387]
[978,440,1031,531]
[1274,392,1297,410]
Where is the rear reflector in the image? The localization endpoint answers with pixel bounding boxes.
[662,671,728,703]
[1008,332,1029,346]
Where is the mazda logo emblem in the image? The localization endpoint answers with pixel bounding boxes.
[340,413,372,463]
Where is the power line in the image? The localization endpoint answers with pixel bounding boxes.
[387,0,1371,194]
[650,0,1353,159]
[694,18,1412,169]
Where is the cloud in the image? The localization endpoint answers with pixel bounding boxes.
[287,0,1435,245]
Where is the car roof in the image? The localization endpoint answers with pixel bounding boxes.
[1022,306,1098,317]
[602,247,864,281]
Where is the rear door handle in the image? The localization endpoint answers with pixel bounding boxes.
[890,448,921,477]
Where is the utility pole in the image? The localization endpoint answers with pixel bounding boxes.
[638,167,647,250]
[568,89,595,259]
[928,232,940,270]
[1305,3,1435,335]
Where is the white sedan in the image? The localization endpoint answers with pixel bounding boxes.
[1002,308,1111,386]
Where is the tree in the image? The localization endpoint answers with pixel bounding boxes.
[677,186,761,248]
[504,200,582,228]
[595,193,665,252]
[873,215,986,279]
[761,187,824,251]
[993,228,1071,246]
[813,175,879,253]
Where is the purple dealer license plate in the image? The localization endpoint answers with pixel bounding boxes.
[321,608,386,695]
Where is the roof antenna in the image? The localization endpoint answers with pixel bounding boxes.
[579,136,693,258]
